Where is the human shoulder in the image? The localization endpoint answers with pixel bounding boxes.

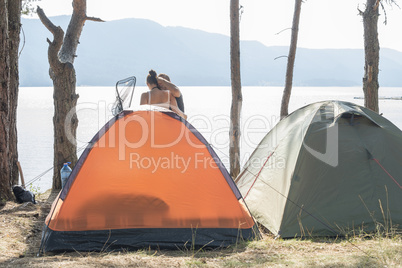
[140,92,149,105]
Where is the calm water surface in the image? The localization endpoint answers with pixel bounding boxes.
[17,86,402,192]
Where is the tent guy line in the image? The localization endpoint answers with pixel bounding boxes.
[251,166,373,257]
[243,145,278,200]
[372,158,402,190]
[22,142,90,188]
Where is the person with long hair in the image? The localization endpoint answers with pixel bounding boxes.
[140,69,187,119]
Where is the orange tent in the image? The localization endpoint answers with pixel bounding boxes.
[40,109,258,252]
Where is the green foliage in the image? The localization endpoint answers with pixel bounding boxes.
[27,184,41,195]
[22,0,40,16]
[0,197,6,206]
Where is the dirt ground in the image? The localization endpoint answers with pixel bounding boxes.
[0,190,401,268]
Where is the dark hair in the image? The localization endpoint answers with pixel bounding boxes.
[146,69,158,85]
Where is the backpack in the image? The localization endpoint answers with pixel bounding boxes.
[12,185,37,204]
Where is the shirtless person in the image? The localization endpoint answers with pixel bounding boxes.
[140,70,187,119]
[157,73,185,114]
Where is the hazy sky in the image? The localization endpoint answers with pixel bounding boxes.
[34,0,402,51]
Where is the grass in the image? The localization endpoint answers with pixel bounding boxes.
[0,190,401,267]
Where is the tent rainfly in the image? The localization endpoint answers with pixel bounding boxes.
[40,109,258,252]
[235,100,402,238]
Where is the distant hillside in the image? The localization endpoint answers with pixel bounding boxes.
[19,16,402,87]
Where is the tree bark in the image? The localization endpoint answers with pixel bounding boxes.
[52,65,78,190]
[38,6,79,190]
[0,0,13,200]
[7,0,21,187]
[37,6,78,190]
[38,1,101,190]
[362,0,380,113]
[229,0,242,179]
[280,0,302,120]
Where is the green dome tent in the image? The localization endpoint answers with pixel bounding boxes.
[236,100,402,238]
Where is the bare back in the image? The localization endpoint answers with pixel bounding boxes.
[140,90,177,109]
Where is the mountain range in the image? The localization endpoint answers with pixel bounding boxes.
[19,16,402,87]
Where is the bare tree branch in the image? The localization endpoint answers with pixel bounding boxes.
[361,0,401,25]
[86,16,104,22]
[59,0,103,63]
[357,6,364,16]
[37,6,62,36]
[274,55,288,60]
[37,6,64,73]
[275,28,292,35]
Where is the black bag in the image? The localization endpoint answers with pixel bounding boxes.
[12,185,37,204]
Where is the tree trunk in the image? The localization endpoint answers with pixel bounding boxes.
[0,0,13,200]
[38,1,102,190]
[51,65,79,190]
[280,0,302,120]
[37,7,78,190]
[362,0,380,113]
[229,0,242,179]
[7,0,21,187]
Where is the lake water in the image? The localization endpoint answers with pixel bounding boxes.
[17,86,402,193]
